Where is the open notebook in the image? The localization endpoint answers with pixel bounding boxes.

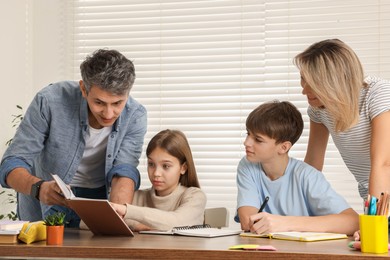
[240,231,347,242]
[140,224,242,238]
[52,174,133,236]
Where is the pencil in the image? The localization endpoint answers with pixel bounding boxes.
[377,192,384,215]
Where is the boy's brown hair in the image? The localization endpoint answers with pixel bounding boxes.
[246,100,303,145]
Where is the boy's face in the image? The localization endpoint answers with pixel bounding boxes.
[244,130,281,163]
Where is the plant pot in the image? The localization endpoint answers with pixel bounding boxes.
[46,225,64,245]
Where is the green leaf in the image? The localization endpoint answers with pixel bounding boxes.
[43,211,67,226]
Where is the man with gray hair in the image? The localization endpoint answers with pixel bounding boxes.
[0,49,147,227]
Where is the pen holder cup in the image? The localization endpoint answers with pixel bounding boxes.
[359,214,388,253]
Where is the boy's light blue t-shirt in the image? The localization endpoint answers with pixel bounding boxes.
[235,157,351,222]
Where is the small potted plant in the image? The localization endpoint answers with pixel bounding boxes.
[43,211,66,245]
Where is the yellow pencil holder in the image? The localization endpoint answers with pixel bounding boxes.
[359,214,388,254]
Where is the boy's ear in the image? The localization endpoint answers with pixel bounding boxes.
[279,141,292,154]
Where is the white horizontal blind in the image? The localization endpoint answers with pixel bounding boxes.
[70,0,390,225]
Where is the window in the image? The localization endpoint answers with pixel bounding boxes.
[70,0,390,224]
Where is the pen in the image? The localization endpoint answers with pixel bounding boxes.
[258,196,269,213]
[366,194,371,214]
[369,196,377,215]
[252,196,270,227]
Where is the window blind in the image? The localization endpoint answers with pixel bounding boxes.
[70,0,390,224]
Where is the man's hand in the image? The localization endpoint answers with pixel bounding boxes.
[39,181,68,206]
[6,168,67,207]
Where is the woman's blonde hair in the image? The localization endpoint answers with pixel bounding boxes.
[294,39,366,132]
[146,129,200,188]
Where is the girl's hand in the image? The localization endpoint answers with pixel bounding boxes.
[110,202,127,218]
[133,223,152,232]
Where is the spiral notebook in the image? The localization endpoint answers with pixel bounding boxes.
[140,224,242,238]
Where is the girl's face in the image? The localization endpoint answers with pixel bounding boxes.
[244,130,281,164]
[147,147,187,196]
[300,75,324,107]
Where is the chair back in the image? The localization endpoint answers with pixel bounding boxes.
[204,207,229,228]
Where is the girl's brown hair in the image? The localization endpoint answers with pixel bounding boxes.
[146,129,200,188]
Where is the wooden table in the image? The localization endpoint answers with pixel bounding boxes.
[0,229,389,259]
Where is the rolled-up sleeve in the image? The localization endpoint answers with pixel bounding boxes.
[105,100,147,190]
[106,163,141,190]
[0,158,31,187]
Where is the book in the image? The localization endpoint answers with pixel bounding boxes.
[52,174,134,236]
[0,229,20,235]
[0,229,20,244]
[240,231,347,242]
[0,220,28,231]
[0,234,19,244]
[140,224,242,238]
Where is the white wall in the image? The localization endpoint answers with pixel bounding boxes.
[0,1,31,157]
[0,1,67,217]
[0,0,67,157]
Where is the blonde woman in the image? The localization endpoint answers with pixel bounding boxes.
[294,39,390,238]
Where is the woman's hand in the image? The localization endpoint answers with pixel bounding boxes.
[353,230,360,241]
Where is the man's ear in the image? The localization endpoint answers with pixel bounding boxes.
[79,80,88,98]
[279,141,292,154]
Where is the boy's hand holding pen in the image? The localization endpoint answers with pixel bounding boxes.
[253,196,269,224]
[245,196,270,233]
[249,196,269,232]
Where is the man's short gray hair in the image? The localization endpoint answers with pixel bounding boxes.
[80,49,136,95]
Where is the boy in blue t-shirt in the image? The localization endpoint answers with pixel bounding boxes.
[235,100,358,235]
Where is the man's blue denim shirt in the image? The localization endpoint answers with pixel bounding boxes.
[0,81,147,221]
